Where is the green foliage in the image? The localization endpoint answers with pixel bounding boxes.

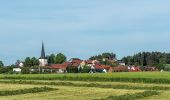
[31,57,39,66]
[47,53,67,64]
[54,53,67,64]
[47,54,55,64]
[100,60,119,67]
[21,67,30,74]
[122,52,170,69]
[0,66,13,74]
[89,52,116,61]
[66,66,78,73]
[0,87,56,96]
[2,72,170,84]
[100,91,159,100]
[164,64,170,71]
[24,57,39,67]
[79,65,91,73]
[0,61,4,67]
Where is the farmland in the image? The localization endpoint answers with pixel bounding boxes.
[0,72,170,100]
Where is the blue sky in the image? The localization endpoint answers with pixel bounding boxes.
[0,0,170,65]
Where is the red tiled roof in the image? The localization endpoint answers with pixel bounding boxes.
[95,65,112,70]
[50,64,67,69]
[113,66,128,71]
[63,62,72,66]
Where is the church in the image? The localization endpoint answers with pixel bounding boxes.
[39,42,48,66]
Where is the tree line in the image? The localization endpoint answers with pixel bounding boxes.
[89,52,116,61]
[23,53,67,67]
[122,52,170,69]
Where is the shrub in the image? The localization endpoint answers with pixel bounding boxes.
[21,67,30,74]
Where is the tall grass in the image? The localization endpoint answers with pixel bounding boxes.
[1,72,170,84]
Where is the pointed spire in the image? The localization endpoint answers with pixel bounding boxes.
[40,42,46,59]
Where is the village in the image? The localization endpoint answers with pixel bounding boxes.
[12,43,157,74]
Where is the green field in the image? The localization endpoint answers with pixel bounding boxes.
[0,72,170,100]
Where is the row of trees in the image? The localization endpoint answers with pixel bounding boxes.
[89,52,116,61]
[47,53,67,64]
[122,52,170,69]
[89,52,118,67]
[19,53,67,67]
[23,57,39,67]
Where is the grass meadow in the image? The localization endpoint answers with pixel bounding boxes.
[0,72,170,100]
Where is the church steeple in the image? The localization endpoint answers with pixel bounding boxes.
[40,42,46,59]
[39,42,48,66]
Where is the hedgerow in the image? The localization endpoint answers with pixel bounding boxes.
[0,87,57,96]
[98,91,159,100]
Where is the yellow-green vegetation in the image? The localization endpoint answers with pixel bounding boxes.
[0,72,170,100]
[1,72,170,84]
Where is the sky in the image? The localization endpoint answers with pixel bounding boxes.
[0,0,170,65]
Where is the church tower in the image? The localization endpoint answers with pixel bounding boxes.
[39,42,48,66]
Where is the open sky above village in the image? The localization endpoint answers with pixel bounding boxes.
[0,0,170,65]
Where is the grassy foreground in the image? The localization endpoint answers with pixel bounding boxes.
[1,72,170,84]
[0,72,170,100]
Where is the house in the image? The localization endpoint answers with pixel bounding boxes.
[19,62,24,67]
[94,64,113,73]
[113,66,128,72]
[69,58,82,67]
[118,60,126,66]
[128,66,141,72]
[13,68,22,73]
[80,60,99,68]
[50,64,68,73]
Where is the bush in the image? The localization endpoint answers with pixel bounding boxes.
[66,66,78,73]
[79,66,91,73]
[21,67,30,74]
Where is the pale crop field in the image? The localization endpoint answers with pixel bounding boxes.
[0,84,142,100]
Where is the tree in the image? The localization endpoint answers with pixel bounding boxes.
[21,67,30,74]
[122,52,170,70]
[24,57,32,67]
[31,57,39,66]
[79,65,91,73]
[66,66,78,73]
[89,52,116,61]
[24,57,39,67]
[48,54,55,64]
[54,53,67,64]
[0,61,4,67]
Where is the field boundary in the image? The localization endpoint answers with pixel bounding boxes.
[0,86,57,96]
[97,91,159,100]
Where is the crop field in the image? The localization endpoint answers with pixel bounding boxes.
[0,72,170,100]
